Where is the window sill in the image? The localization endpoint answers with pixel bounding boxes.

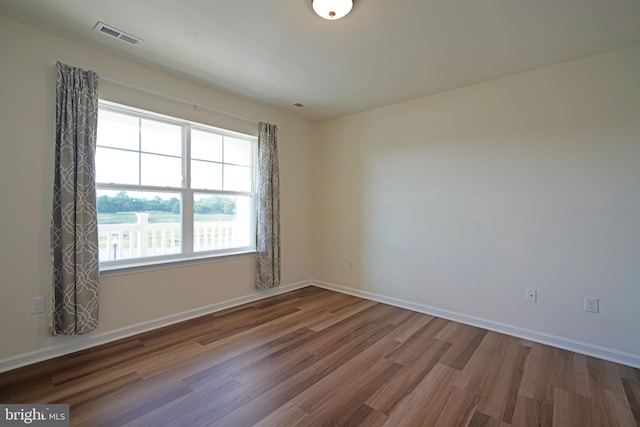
[99,250,257,278]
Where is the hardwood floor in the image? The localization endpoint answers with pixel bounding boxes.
[1,286,639,426]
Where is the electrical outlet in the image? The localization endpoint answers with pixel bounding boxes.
[525,288,537,303]
[30,296,45,314]
[584,297,599,313]
[347,259,354,271]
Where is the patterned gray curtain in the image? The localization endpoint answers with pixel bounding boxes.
[256,122,281,289]
[50,62,100,336]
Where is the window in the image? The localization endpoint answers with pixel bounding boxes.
[96,101,256,268]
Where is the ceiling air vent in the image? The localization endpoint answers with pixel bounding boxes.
[94,22,143,46]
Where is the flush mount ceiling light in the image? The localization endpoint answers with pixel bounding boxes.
[312,0,353,20]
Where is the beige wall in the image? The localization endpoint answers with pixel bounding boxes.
[2,13,639,365]
[313,45,640,355]
[0,16,314,360]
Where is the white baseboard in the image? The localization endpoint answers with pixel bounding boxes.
[0,280,313,373]
[311,280,640,369]
[4,279,638,373]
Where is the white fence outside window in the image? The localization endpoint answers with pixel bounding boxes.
[98,213,239,261]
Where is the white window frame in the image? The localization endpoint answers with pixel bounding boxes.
[96,100,256,271]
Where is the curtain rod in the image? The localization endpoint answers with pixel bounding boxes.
[100,75,259,125]
[100,76,259,125]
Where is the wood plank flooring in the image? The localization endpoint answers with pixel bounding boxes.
[1,286,639,426]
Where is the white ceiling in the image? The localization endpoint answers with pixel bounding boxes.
[2,0,640,122]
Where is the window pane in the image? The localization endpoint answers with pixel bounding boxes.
[97,109,139,150]
[97,102,256,266]
[224,164,252,192]
[141,119,182,156]
[141,154,182,187]
[192,129,222,162]
[193,193,251,252]
[191,160,222,190]
[97,190,182,262]
[224,137,252,166]
[96,147,139,185]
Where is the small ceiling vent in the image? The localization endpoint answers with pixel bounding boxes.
[94,22,143,46]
